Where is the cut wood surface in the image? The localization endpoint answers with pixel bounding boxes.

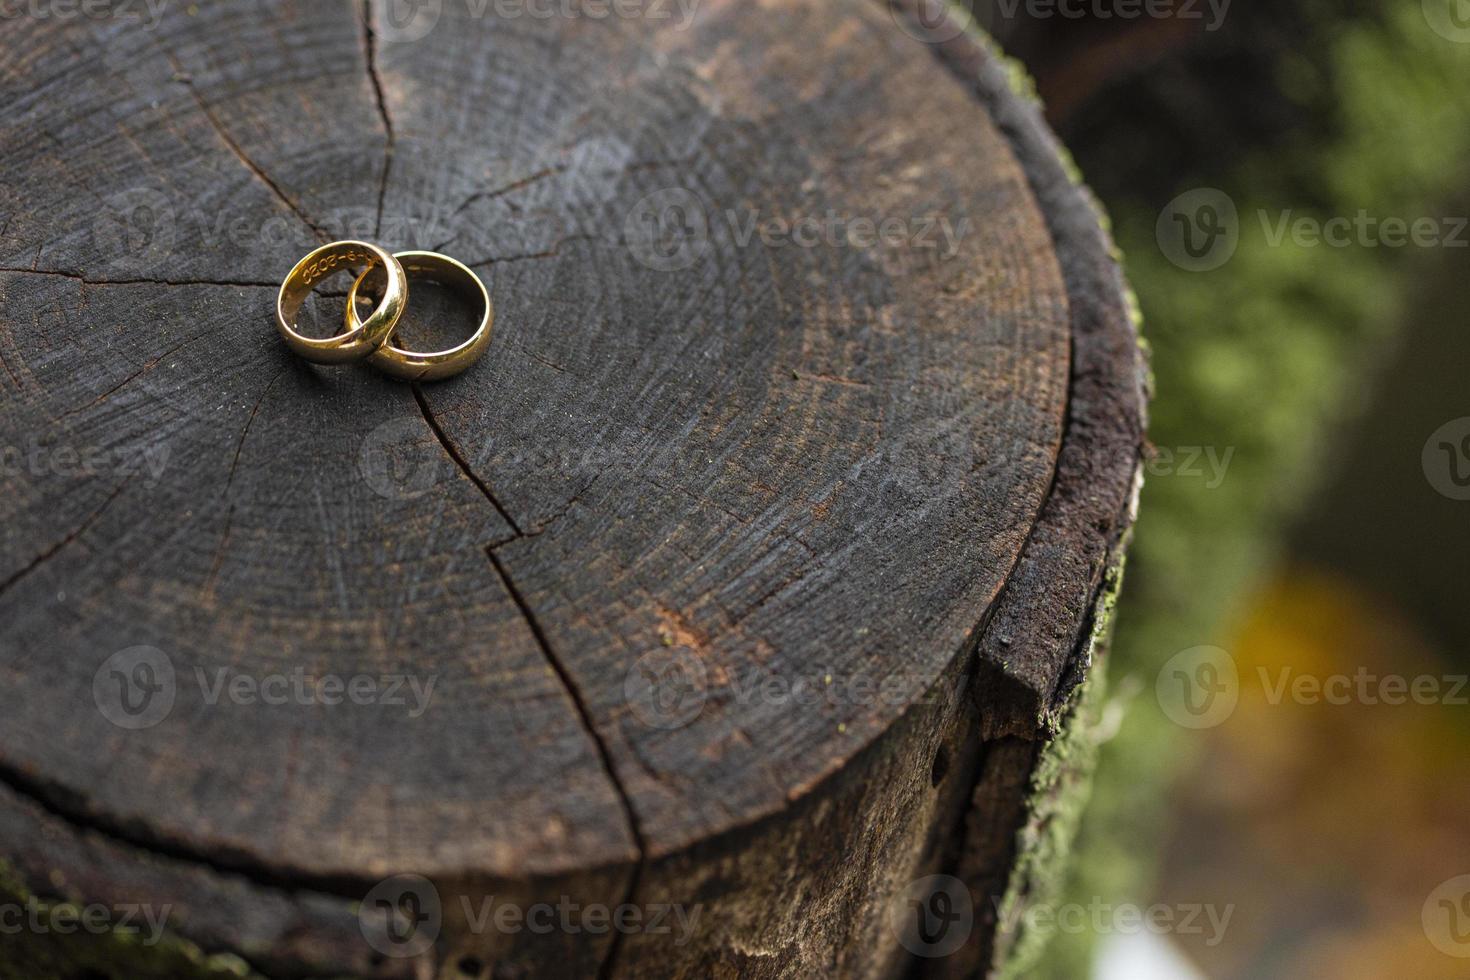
[0,1,1145,977]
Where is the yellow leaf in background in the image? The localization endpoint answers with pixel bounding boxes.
[1160,565,1470,980]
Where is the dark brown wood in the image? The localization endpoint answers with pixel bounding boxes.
[0,1,1144,977]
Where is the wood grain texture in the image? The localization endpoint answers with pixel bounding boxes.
[0,1,1144,976]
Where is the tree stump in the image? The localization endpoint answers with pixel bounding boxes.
[0,1,1145,977]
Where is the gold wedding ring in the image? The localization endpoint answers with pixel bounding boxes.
[276,241,407,364]
[345,251,494,383]
[275,242,492,382]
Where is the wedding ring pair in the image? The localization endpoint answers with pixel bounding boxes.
[274,241,493,382]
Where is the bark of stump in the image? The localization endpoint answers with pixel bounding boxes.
[0,2,1146,977]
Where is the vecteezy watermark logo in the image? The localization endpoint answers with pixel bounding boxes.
[888,875,973,958]
[1156,645,1238,729]
[1257,210,1468,249]
[624,188,711,272]
[1255,666,1468,707]
[886,0,974,43]
[726,211,971,260]
[375,0,443,43]
[374,0,702,43]
[1422,417,1470,501]
[994,897,1234,946]
[359,883,702,957]
[623,188,973,272]
[91,201,448,268]
[623,648,708,730]
[93,187,177,275]
[0,0,169,30]
[94,650,437,726]
[360,874,442,959]
[1161,194,1468,271]
[991,0,1231,31]
[481,0,702,28]
[359,417,444,500]
[1157,188,1239,272]
[1156,649,1469,727]
[724,667,931,711]
[460,895,702,943]
[93,646,177,730]
[1144,445,1235,489]
[1424,875,1470,957]
[0,438,170,486]
[195,666,437,717]
[0,897,173,945]
[1424,0,1470,43]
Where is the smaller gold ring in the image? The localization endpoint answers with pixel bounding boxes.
[346,251,494,383]
[276,241,407,364]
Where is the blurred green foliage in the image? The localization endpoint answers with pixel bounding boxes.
[1021,2,1470,975]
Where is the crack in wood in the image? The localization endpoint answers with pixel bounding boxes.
[462,233,597,268]
[410,380,646,978]
[446,164,568,224]
[202,364,289,601]
[0,475,133,601]
[484,546,647,980]
[0,267,279,289]
[0,752,382,899]
[359,0,396,240]
[164,52,331,243]
[410,384,521,535]
[51,327,220,426]
[0,344,20,391]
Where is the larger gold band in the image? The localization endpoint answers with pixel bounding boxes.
[345,251,494,383]
[276,241,407,364]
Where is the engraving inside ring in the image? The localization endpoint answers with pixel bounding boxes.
[280,246,385,338]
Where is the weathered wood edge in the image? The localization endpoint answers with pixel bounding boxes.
[896,0,1150,742]
[883,2,1149,976]
[991,557,1129,978]
[0,773,389,979]
[957,547,1131,979]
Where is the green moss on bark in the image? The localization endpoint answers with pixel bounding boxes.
[979,2,1470,976]
[0,862,257,980]
[989,551,1133,978]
